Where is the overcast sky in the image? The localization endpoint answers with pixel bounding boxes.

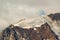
[0,0,60,31]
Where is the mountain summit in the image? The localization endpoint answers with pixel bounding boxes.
[1,13,60,40]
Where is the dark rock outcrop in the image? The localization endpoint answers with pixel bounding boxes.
[0,23,59,40]
[48,13,60,21]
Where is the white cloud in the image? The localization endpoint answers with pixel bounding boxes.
[0,3,40,31]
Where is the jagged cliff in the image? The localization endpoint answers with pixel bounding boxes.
[0,24,59,40]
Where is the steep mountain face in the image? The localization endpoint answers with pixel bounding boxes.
[0,13,60,40]
[48,13,60,37]
[0,23,59,40]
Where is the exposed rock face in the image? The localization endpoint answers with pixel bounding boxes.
[0,23,59,40]
[48,13,60,21]
[1,13,60,40]
[48,13,60,37]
